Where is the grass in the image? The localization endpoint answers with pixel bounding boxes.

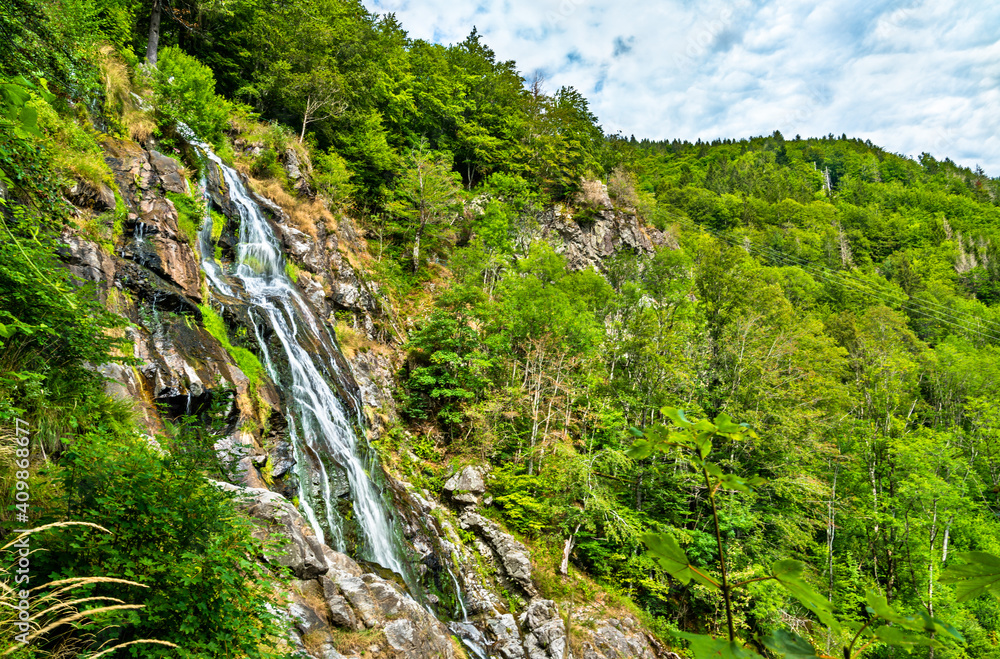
[165,191,201,247]
[251,176,335,239]
[328,627,387,655]
[198,303,267,391]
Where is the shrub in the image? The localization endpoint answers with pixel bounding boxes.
[153,46,232,145]
[33,430,288,658]
[607,165,639,208]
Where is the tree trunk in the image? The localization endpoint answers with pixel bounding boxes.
[145,0,163,67]
[559,524,581,576]
[411,223,422,273]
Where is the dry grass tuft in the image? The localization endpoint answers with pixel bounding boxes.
[328,627,387,655]
[252,177,333,239]
[574,178,612,210]
[334,322,375,360]
[97,45,156,145]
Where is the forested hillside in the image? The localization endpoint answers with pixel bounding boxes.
[3,0,1000,658]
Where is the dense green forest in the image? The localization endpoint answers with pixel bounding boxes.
[3,0,1000,657]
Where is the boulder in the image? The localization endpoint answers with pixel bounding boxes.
[213,483,329,580]
[67,179,117,211]
[443,466,486,506]
[320,576,362,630]
[148,150,189,194]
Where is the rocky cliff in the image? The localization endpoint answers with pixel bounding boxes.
[61,132,668,659]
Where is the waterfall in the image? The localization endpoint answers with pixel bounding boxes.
[445,562,468,622]
[188,136,409,581]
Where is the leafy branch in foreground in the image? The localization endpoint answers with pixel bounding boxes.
[627,408,964,659]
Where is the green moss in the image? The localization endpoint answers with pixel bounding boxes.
[199,304,266,389]
[285,261,300,283]
[210,209,227,243]
[166,191,202,247]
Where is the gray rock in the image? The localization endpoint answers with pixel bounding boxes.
[336,576,381,628]
[289,601,329,637]
[537,205,675,273]
[486,614,525,659]
[149,149,189,194]
[521,599,571,659]
[460,511,537,597]
[444,466,486,505]
[320,576,362,630]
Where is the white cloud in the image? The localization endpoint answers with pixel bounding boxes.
[363,0,1000,174]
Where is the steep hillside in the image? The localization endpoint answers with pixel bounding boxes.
[3,1,1000,659]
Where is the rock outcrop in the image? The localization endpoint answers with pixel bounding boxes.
[217,482,459,659]
[460,511,537,598]
[538,205,675,273]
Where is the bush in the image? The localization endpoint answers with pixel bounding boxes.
[33,430,288,658]
[154,46,232,145]
[607,165,639,208]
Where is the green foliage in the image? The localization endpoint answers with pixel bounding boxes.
[154,46,235,146]
[401,309,491,427]
[629,409,964,659]
[199,304,266,390]
[34,429,287,658]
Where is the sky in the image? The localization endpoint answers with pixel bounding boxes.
[362,0,1000,175]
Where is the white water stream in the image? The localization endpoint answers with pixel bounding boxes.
[189,138,407,579]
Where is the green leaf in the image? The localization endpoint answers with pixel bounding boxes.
[663,407,694,428]
[761,629,822,659]
[719,472,758,493]
[939,552,1000,602]
[626,439,654,460]
[642,532,719,589]
[713,413,742,434]
[19,105,37,132]
[675,632,764,659]
[771,559,840,633]
[873,626,933,647]
[864,590,911,626]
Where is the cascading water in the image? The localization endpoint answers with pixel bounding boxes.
[187,135,410,581]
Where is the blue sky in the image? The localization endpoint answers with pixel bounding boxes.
[363,0,1000,174]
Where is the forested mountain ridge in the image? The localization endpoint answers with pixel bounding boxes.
[2,0,1000,658]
